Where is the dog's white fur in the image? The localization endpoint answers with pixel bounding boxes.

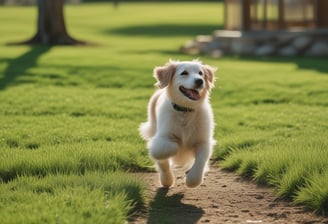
[139,59,216,188]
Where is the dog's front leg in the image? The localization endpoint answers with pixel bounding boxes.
[148,135,178,188]
[186,143,211,188]
[156,159,174,187]
[148,135,179,160]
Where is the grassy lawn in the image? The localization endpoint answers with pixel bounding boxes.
[0,2,328,222]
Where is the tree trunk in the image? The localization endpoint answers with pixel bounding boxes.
[24,0,84,45]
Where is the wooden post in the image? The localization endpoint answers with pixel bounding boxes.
[263,0,267,29]
[242,0,251,30]
[278,0,284,29]
[317,0,328,27]
[224,0,228,29]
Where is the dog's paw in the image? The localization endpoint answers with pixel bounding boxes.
[149,138,178,160]
[159,171,174,188]
[185,169,203,188]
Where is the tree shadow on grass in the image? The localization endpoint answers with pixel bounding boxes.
[237,56,328,74]
[0,46,51,90]
[147,188,204,224]
[105,23,222,37]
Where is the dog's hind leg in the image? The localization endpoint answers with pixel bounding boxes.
[156,159,174,188]
[185,143,212,188]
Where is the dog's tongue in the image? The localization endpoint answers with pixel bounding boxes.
[186,89,200,100]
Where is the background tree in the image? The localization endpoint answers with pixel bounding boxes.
[24,0,84,45]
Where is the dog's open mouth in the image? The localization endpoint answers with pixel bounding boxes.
[179,86,201,101]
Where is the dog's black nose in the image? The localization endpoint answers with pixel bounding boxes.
[195,78,203,88]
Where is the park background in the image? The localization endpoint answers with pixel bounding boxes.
[0,0,327,223]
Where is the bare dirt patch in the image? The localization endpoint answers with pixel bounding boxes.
[130,165,328,224]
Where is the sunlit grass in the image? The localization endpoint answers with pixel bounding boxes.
[0,172,144,224]
[295,172,328,216]
[0,2,224,222]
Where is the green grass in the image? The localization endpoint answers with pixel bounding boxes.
[0,2,223,223]
[214,58,328,215]
[0,172,144,224]
[0,1,328,222]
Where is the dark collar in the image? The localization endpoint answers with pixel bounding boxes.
[172,102,194,112]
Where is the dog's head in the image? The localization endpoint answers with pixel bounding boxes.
[153,59,216,108]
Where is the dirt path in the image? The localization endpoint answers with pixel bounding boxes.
[130,165,328,224]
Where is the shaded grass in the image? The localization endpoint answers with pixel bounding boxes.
[107,23,222,37]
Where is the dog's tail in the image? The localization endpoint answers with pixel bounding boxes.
[139,90,162,141]
[139,122,153,141]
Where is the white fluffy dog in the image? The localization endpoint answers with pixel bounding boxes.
[139,59,216,188]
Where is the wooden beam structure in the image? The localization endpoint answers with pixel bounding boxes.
[224,0,328,31]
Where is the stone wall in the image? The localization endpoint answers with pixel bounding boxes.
[181,29,328,57]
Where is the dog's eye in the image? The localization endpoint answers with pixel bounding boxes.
[199,71,203,76]
[180,71,189,76]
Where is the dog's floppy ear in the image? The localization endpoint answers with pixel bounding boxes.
[202,64,217,90]
[153,61,176,88]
